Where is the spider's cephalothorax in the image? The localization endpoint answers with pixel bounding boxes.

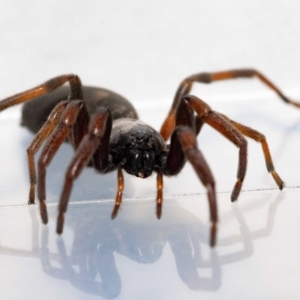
[109,119,167,178]
[0,68,293,247]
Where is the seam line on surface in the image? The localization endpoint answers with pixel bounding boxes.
[0,185,298,209]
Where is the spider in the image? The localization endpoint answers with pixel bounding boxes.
[0,69,292,247]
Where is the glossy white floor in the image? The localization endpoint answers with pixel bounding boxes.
[0,93,300,300]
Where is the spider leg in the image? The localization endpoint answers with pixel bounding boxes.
[0,74,83,112]
[161,68,300,140]
[194,116,205,136]
[164,94,195,175]
[38,100,85,224]
[57,108,112,234]
[0,74,90,206]
[111,167,124,219]
[27,101,69,204]
[163,98,217,246]
[183,95,248,202]
[156,172,163,219]
[165,126,217,247]
[219,113,284,189]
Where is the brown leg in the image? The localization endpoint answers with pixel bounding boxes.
[56,108,112,234]
[0,74,88,209]
[112,165,161,220]
[175,126,217,247]
[192,69,300,108]
[27,101,69,204]
[164,96,217,246]
[38,100,84,224]
[184,95,248,202]
[0,74,83,112]
[160,80,193,140]
[111,167,124,219]
[164,96,195,175]
[156,171,163,219]
[220,113,284,189]
[160,68,300,140]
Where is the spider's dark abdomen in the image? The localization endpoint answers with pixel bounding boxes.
[21,86,138,133]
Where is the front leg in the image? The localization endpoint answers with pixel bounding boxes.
[164,126,217,247]
[57,108,112,234]
[163,96,217,246]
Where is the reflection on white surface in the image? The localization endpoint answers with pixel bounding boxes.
[0,96,300,299]
[0,189,294,299]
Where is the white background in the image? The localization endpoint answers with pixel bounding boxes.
[0,1,300,299]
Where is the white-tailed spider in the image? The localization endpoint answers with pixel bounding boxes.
[0,69,294,246]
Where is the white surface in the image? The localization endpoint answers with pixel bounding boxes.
[1,1,300,299]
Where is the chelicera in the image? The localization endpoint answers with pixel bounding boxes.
[0,69,294,247]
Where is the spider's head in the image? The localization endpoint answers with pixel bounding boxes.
[124,134,156,178]
[110,119,167,178]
